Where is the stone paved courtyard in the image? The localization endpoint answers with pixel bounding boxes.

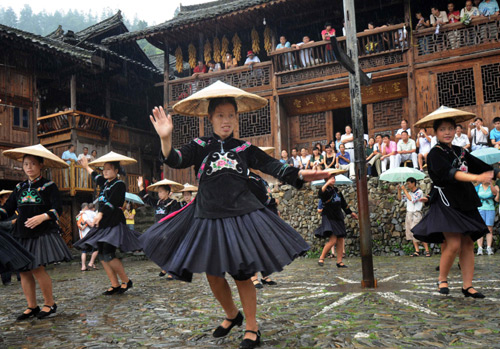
[1,254,499,348]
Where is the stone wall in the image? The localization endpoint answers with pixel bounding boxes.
[273,178,498,256]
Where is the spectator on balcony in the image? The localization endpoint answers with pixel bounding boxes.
[396,131,418,169]
[224,53,238,69]
[460,0,480,23]
[395,119,412,141]
[244,50,261,69]
[321,22,336,62]
[478,0,499,42]
[61,144,78,165]
[90,150,97,161]
[77,147,92,187]
[364,22,381,53]
[324,144,336,169]
[430,5,449,50]
[479,0,499,16]
[335,144,355,179]
[334,132,342,152]
[290,148,301,168]
[447,2,461,49]
[276,36,293,70]
[77,147,92,164]
[193,60,208,75]
[367,135,383,176]
[452,124,471,150]
[309,147,324,170]
[415,11,431,54]
[468,117,489,151]
[417,128,432,171]
[489,117,500,149]
[292,35,315,67]
[381,134,397,172]
[341,125,355,161]
[208,60,221,73]
[299,148,311,169]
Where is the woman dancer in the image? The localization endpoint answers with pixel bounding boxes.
[1,145,72,320]
[75,153,141,295]
[315,175,358,268]
[142,81,327,348]
[179,184,198,208]
[413,116,498,298]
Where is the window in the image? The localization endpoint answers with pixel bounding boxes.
[13,107,29,129]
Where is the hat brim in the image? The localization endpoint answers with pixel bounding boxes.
[88,151,137,168]
[2,144,69,168]
[414,106,476,128]
[259,147,275,155]
[172,80,268,117]
[0,190,13,196]
[147,179,185,193]
[179,185,198,192]
[324,168,348,176]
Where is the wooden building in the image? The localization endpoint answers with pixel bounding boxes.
[103,0,500,186]
[0,12,163,243]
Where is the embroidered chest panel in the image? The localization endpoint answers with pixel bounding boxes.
[18,188,44,205]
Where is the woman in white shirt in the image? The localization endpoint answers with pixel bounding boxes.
[299,148,311,169]
[416,128,432,171]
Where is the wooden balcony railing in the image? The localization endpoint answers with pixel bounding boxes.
[168,62,272,103]
[127,174,140,194]
[413,15,500,60]
[37,110,116,139]
[269,23,409,74]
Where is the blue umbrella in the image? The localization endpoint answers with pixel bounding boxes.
[311,174,353,187]
[471,147,500,165]
[125,192,144,205]
[379,167,426,183]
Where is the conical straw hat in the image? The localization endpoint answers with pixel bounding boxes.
[88,151,137,167]
[147,179,184,193]
[414,106,476,128]
[324,168,348,176]
[0,189,13,196]
[179,183,198,192]
[2,144,69,168]
[259,147,275,155]
[172,80,268,117]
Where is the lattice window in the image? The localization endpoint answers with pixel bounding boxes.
[482,63,500,104]
[437,68,476,108]
[373,99,404,129]
[203,116,213,137]
[172,115,199,148]
[298,112,327,139]
[238,103,271,138]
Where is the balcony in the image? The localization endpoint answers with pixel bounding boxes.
[413,15,500,63]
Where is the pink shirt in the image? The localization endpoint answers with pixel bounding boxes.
[382,141,397,155]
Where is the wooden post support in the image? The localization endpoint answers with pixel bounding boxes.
[343,0,376,288]
[164,40,170,109]
[70,74,77,111]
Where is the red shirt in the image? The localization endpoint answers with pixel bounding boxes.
[321,29,336,49]
[193,65,208,74]
[448,10,460,23]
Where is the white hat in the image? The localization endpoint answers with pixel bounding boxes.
[88,151,137,167]
[147,179,184,192]
[2,144,69,168]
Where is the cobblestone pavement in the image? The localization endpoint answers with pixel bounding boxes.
[1,254,499,348]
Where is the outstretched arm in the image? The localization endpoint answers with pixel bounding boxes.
[150,106,174,158]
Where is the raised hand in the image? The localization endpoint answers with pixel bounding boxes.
[476,171,494,183]
[80,155,89,168]
[150,106,173,140]
[137,176,144,190]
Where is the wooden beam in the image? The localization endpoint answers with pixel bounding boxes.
[164,39,170,109]
[70,74,77,110]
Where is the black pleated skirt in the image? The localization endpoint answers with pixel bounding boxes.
[0,230,34,273]
[73,222,142,252]
[314,215,347,238]
[412,199,488,243]
[16,230,73,271]
[140,203,309,282]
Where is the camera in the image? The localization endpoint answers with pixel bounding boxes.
[419,133,424,137]
[471,122,476,126]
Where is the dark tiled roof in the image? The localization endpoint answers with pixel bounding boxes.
[46,25,64,39]
[102,0,273,44]
[0,24,93,64]
[75,11,125,41]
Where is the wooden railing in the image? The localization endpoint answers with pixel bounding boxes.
[37,110,116,139]
[127,174,140,194]
[413,15,500,60]
[168,62,272,103]
[269,23,408,74]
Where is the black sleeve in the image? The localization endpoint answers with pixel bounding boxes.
[45,183,62,221]
[100,181,126,215]
[427,147,458,184]
[247,145,303,188]
[339,191,352,215]
[318,186,332,201]
[162,140,199,169]
[92,172,107,187]
[466,150,493,175]
[171,200,181,212]
[0,189,17,220]
[139,189,158,208]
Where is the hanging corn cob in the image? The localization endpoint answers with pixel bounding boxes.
[251,28,260,54]
[188,43,197,69]
[232,33,242,62]
[213,37,221,63]
[204,39,212,64]
[264,26,272,53]
[221,35,229,59]
[175,46,183,73]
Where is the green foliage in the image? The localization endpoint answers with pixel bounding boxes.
[402,242,414,255]
[305,250,322,259]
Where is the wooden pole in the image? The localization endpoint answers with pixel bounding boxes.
[70,74,77,111]
[164,40,170,109]
[343,0,376,288]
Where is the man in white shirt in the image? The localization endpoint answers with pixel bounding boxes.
[341,125,355,162]
[397,177,430,256]
[430,6,449,26]
[396,131,418,168]
[368,134,383,175]
[290,148,301,168]
[77,203,98,271]
[416,128,432,171]
[452,124,471,150]
[77,147,93,188]
[292,35,315,67]
[467,117,489,151]
[395,120,412,140]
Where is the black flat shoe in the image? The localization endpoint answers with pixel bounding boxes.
[239,330,261,348]
[159,271,167,277]
[16,306,40,321]
[437,281,449,295]
[36,304,57,319]
[166,275,174,281]
[252,279,263,289]
[462,286,485,299]
[102,286,121,295]
[261,277,277,286]
[213,311,244,338]
[336,263,348,268]
[318,259,324,267]
[117,279,133,294]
